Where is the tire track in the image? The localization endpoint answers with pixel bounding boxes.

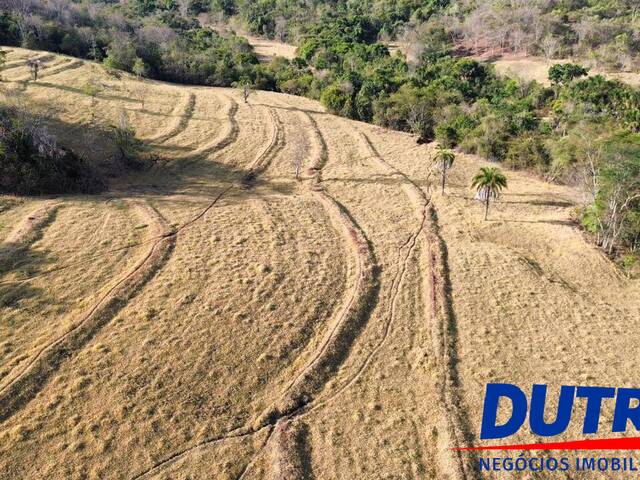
[0,201,61,274]
[129,100,290,480]
[0,201,175,422]
[0,187,235,421]
[12,58,84,82]
[195,96,239,157]
[38,59,84,79]
[1,53,54,71]
[236,427,276,480]
[424,205,477,480]
[240,113,380,480]
[147,92,196,144]
[0,96,242,289]
[257,112,378,422]
[242,107,286,184]
[355,131,477,480]
[292,128,430,405]
[267,129,474,479]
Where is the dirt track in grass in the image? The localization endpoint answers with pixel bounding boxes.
[0,48,639,480]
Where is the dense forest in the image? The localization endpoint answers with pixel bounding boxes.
[220,1,640,70]
[0,0,638,264]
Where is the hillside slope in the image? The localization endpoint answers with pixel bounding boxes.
[1,48,639,480]
[487,55,640,88]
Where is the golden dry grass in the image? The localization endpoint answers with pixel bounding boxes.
[0,48,639,480]
[244,35,298,61]
[489,54,640,87]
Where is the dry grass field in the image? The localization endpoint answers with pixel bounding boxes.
[1,47,639,479]
[488,55,640,87]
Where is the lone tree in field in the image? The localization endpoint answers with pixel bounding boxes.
[82,78,102,124]
[434,144,455,195]
[239,79,253,104]
[471,166,508,220]
[111,111,142,164]
[26,58,41,81]
[294,156,302,180]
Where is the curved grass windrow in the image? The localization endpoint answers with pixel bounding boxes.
[0,202,175,422]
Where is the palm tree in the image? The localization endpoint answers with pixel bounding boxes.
[434,145,456,195]
[471,167,508,220]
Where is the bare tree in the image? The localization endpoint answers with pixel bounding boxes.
[275,16,288,43]
[128,84,146,110]
[26,57,41,81]
[541,34,559,64]
[600,183,640,254]
[241,82,253,104]
[82,77,102,124]
[294,156,302,180]
[407,103,432,143]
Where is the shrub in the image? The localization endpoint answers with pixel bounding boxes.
[504,135,551,172]
[0,106,105,194]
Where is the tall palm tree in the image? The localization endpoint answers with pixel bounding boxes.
[471,167,508,220]
[434,145,456,195]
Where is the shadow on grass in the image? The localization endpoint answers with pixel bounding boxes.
[38,112,293,199]
[501,218,575,226]
[323,173,432,189]
[429,207,480,477]
[35,81,139,103]
[0,247,54,307]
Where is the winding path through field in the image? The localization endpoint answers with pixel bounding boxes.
[1,48,639,480]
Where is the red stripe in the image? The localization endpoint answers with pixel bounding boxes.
[456,437,640,451]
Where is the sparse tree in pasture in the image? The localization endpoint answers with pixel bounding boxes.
[129,84,146,110]
[471,167,508,220]
[295,156,302,180]
[26,57,41,81]
[434,144,455,195]
[82,77,102,124]
[240,80,253,104]
[111,110,142,163]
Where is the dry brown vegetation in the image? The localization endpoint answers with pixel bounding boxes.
[1,48,639,479]
[485,54,640,87]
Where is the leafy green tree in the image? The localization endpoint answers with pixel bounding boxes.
[0,12,20,46]
[210,0,237,16]
[82,78,103,124]
[132,58,148,78]
[103,38,137,72]
[321,83,353,117]
[433,144,455,195]
[504,136,550,172]
[549,64,589,87]
[471,167,508,220]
